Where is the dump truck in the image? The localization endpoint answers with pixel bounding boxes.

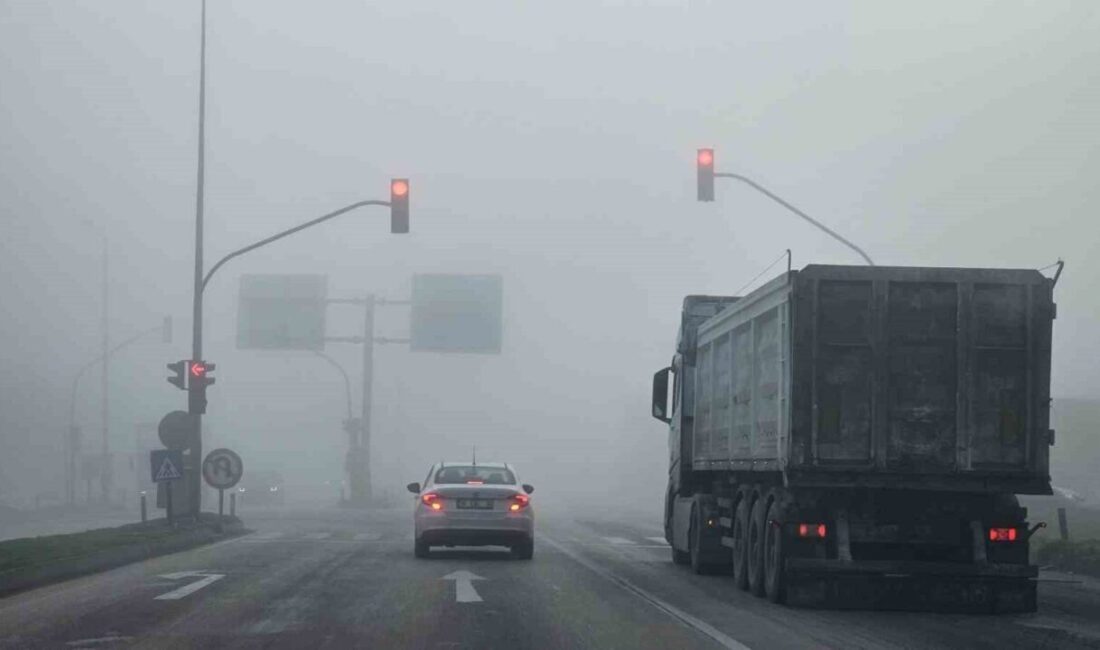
[650,264,1060,612]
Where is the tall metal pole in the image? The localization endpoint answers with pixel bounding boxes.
[189,0,208,518]
[99,232,110,504]
[356,295,375,504]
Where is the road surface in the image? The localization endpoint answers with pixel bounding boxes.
[2,505,1099,649]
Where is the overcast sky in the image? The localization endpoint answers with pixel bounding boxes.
[2,1,1098,508]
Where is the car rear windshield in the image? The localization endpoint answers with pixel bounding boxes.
[434,466,516,485]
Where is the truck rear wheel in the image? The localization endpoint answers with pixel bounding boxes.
[763,500,786,603]
[731,496,751,590]
[747,494,768,597]
[689,514,706,574]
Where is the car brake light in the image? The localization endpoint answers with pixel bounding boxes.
[797,523,827,539]
[509,493,530,512]
[466,480,484,485]
[989,527,1018,542]
[421,492,443,511]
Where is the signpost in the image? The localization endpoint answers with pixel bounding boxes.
[202,448,243,531]
[151,449,185,523]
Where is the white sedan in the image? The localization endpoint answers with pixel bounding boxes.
[407,462,535,559]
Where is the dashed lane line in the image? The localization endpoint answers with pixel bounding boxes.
[602,537,637,545]
[541,535,752,650]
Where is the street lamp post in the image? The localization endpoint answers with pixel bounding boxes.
[68,319,172,505]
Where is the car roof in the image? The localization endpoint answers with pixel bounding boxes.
[437,461,511,469]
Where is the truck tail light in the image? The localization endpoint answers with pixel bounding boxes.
[798,523,827,539]
[989,527,1018,542]
[509,493,530,512]
[422,492,443,511]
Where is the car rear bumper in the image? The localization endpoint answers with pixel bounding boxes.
[416,512,533,547]
[419,528,532,547]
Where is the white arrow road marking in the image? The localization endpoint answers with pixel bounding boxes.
[441,570,486,603]
[154,571,225,600]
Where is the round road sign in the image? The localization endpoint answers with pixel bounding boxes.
[158,410,198,450]
[202,448,243,490]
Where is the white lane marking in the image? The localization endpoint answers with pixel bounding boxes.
[441,570,485,603]
[154,571,225,600]
[541,536,752,650]
[66,637,133,647]
[305,532,331,540]
[354,533,381,541]
[602,537,637,545]
[647,536,670,545]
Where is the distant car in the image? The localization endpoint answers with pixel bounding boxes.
[237,471,285,506]
[407,462,535,559]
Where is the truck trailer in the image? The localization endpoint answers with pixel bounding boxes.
[650,264,1059,612]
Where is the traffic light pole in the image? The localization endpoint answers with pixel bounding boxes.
[188,0,209,520]
[185,1,406,517]
[713,172,875,266]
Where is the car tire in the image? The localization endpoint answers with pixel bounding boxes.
[747,494,768,597]
[512,539,534,560]
[414,538,430,558]
[731,496,751,590]
[764,500,786,604]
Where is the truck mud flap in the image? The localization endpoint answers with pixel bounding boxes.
[786,573,1036,613]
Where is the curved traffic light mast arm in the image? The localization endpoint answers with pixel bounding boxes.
[715,172,875,266]
[310,349,354,421]
[68,322,169,426]
[201,199,392,292]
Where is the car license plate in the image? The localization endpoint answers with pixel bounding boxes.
[457,499,494,510]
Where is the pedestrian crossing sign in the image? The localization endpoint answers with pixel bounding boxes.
[151,449,185,483]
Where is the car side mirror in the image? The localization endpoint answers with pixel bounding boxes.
[406,482,421,494]
[652,367,671,423]
[522,484,534,494]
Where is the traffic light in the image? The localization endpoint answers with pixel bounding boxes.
[188,361,215,415]
[390,178,409,234]
[167,360,187,390]
[697,148,715,201]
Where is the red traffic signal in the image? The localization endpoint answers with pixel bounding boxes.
[390,178,409,234]
[697,148,715,202]
[187,361,215,415]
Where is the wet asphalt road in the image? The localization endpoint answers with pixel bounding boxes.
[2,505,1099,649]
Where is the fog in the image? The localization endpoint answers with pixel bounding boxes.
[2,1,1098,514]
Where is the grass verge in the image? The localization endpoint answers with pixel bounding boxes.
[0,513,246,597]
[1035,540,1100,578]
